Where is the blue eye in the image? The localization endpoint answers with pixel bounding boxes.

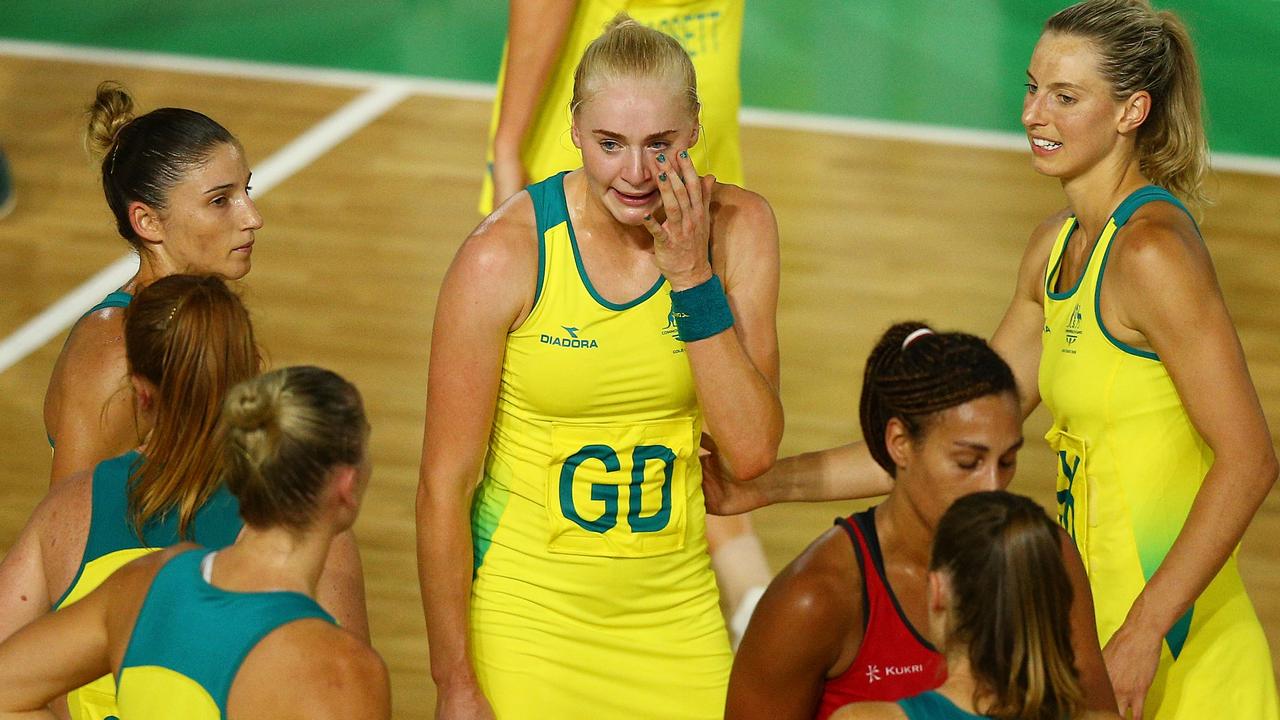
[1024,82,1037,94]
[1057,94,1076,105]
[600,140,620,152]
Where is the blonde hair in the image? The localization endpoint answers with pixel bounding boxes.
[124,275,259,539]
[221,366,367,530]
[932,492,1083,720]
[1045,0,1209,206]
[570,13,699,119]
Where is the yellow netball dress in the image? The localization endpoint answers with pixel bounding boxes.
[115,549,334,719]
[1040,185,1278,719]
[469,171,731,718]
[479,0,744,213]
[53,451,242,720]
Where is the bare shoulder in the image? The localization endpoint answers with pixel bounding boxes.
[709,182,778,242]
[47,308,128,406]
[707,182,779,281]
[36,467,94,574]
[1110,201,1211,283]
[761,525,860,635]
[459,187,540,274]
[1013,207,1072,299]
[829,701,906,720]
[237,620,389,720]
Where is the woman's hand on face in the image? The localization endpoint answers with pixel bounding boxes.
[642,149,716,291]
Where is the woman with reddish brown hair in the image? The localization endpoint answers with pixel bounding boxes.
[0,275,367,720]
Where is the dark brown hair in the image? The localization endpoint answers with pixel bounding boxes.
[86,81,238,247]
[124,274,259,538]
[860,322,1018,476]
[1045,0,1208,205]
[221,366,368,530]
[932,491,1082,720]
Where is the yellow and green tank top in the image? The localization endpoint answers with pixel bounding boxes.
[1040,185,1277,719]
[116,549,333,719]
[53,451,242,720]
[479,0,744,213]
[468,171,730,719]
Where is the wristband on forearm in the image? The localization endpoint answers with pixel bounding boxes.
[670,274,734,342]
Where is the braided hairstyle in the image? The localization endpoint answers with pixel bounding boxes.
[860,322,1018,477]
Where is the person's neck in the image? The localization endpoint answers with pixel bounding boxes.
[935,652,989,715]
[876,492,933,570]
[209,523,334,597]
[127,253,175,294]
[1061,155,1148,250]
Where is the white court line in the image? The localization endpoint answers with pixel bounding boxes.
[4,37,1279,176]
[0,81,413,375]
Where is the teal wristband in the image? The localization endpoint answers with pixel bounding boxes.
[670,274,734,342]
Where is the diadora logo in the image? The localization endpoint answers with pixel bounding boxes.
[540,325,600,349]
[863,663,924,684]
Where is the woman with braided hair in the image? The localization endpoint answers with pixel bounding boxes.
[724,323,1115,720]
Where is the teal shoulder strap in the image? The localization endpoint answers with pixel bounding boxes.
[524,171,570,308]
[897,691,988,719]
[122,549,335,717]
[83,290,133,318]
[1112,185,1193,228]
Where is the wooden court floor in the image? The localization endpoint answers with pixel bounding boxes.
[1,54,1278,716]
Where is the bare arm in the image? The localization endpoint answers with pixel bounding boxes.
[491,0,578,205]
[990,211,1064,420]
[417,208,534,718]
[727,529,855,720]
[702,440,892,516]
[47,318,139,484]
[647,152,783,480]
[0,512,50,646]
[0,547,169,719]
[314,529,369,641]
[1100,212,1277,718]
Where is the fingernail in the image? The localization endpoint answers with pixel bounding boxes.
[659,172,667,182]
[657,153,666,164]
[679,150,688,159]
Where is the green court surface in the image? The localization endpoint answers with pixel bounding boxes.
[1,1,1277,158]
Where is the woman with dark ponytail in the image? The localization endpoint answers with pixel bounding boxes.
[44,81,263,483]
[0,276,367,720]
[0,366,388,720]
[832,491,1120,720]
[726,323,1114,719]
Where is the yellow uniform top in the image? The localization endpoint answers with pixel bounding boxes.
[53,452,241,720]
[468,171,730,718]
[479,0,744,213]
[1040,185,1277,719]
